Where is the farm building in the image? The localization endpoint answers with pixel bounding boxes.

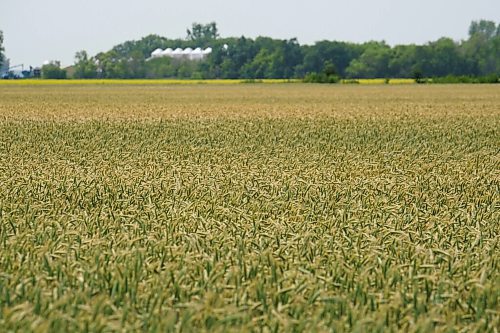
[149,47,213,61]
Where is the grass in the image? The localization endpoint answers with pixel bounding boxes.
[0,84,498,332]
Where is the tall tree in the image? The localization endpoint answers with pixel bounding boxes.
[0,30,4,69]
[388,44,418,77]
[302,41,363,77]
[427,38,464,76]
[469,20,497,39]
[463,20,500,75]
[74,50,98,78]
[186,22,219,44]
[345,42,392,78]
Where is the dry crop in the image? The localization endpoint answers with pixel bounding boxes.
[0,79,299,86]
[0,84,498,332]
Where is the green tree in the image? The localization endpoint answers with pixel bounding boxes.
[302,41,362,77]
[217,37,257,78]
[388,44,418,77]
[186,22,219,45]
[303,59,340,83]
[469,20,497,39]
[0,30,4,69]
[127,50,146,78]
[462,20,500,75]
[95,50,124,78]
[145,57,176,78]
[239,38,302,79]
[411,69,425,83]
[74,50,97,78]
[427,38,464,76]
[346,42,391,78]
[41,61,67,79]
[323,60,337,76]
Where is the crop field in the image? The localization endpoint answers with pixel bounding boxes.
[0,78,415,86]
[0,79,299,86]
[0,84,498,332]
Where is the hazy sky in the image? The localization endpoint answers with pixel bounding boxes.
[1,0,499,67]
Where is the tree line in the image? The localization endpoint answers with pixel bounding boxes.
[40,20,500,81]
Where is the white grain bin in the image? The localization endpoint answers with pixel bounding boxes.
[182,48,193,59]
[161,48,173,57]
[202,47,213,56]
[191,47,203,60]
[172,48,183,59]
[151,48,163,58]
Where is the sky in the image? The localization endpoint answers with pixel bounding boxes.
[1,0,499,67]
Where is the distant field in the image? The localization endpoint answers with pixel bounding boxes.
[354,78,415,84]
[0,79,299,86]
[0,78,415,86]
[0,84,498,332]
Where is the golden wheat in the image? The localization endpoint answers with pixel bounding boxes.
[0,84,498,332]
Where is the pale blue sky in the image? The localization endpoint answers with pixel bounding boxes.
[1,0,499,67]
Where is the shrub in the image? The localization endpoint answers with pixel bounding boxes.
[477,74,499,83]
[412,70,427,84]
[431,74,499,84]
[303,72,340,84]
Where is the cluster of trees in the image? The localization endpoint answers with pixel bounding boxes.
[67,20,498,81]
[3,20,495,80]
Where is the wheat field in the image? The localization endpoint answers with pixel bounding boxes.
[0,84,498,332]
